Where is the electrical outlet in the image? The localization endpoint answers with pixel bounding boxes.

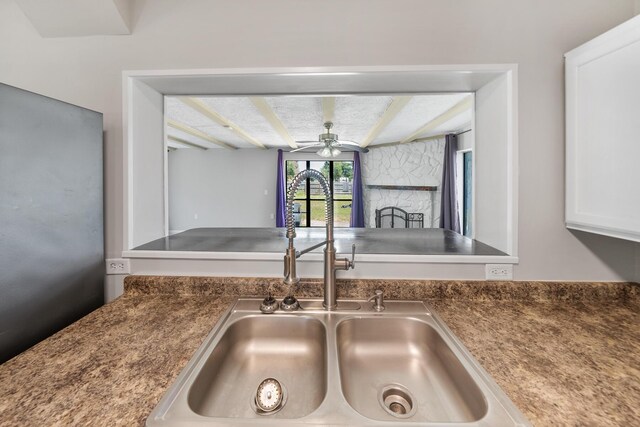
[485,264,513,280]
[106,258,131,275]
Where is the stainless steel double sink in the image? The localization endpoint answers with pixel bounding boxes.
[147,298,531,426]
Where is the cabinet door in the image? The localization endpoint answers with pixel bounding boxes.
[565,15,640,243]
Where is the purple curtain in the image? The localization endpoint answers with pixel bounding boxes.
[276,149,286,227]
[439,134,460,233]
[350,152,365,227]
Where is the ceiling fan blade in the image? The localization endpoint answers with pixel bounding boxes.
[334,140,369,152]
[335,140,361,147]
[295,140,322,145]
[289,145,319,153]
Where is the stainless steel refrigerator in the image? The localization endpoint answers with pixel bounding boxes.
[0,83,104,363]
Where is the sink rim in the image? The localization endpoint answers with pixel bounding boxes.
[146,297,532,427]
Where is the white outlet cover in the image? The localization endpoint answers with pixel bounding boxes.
[105,258,131,275]
[485,264,513,280]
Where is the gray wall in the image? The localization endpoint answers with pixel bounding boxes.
[0,83,103,362]
[636,247,640,282]
[636,4,640,283]
[168,148,278,231]
[1,0,638,283]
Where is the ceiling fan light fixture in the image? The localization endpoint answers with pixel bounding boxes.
[330,147,341,157]
[317,146,333,157]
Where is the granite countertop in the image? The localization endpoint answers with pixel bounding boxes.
[0,277,638,426]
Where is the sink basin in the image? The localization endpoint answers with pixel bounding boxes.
[147,298,531,426]
[337,317,487,422]
[188,316,327,419]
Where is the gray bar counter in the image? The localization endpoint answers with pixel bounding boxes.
[134,227,506,256]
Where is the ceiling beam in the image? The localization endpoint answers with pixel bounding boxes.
[166,119,237,150]
[321,97,335,123]
[167,135,208,150]
[360,96,412,148]
[368,134,445,149]
[398,96,472,144]
[369,127,472,149]
[178,97,266,149]
[250,97,298,149]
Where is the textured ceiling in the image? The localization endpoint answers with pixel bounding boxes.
[264,96,324,144]
[165,94,472,150]
[374,94,468,143]
[200,97,284,147]
[333,96,394,142]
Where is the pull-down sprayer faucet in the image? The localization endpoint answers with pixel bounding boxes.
[283,169,355,310]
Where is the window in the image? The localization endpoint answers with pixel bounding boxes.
[456,149,473,237]
[286,160,354,227]
[462,151,473,237]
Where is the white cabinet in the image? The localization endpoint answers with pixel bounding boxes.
[565,15,640,243]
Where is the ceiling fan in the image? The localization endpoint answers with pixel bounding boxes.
[291,121,369,157]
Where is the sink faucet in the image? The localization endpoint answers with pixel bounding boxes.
[283,169,355,310]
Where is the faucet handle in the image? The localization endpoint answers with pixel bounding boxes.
[348,243,356,269]
[335,243,356,272]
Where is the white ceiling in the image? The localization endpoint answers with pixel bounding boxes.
[165,94,472,150]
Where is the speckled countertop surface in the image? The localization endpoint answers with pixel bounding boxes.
[0,277,638,426]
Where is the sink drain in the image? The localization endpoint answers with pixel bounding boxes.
[378,384,416,419]
[251,378,287,415]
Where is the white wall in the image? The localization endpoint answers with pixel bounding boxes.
[129,79,165,247]
[475,74,510,253]
[362,139,444,228]
[168,148,278,230]
[1,0,638,284]
[457,130,474,151]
